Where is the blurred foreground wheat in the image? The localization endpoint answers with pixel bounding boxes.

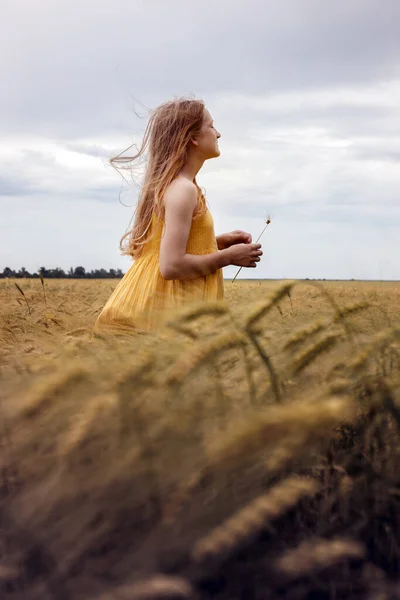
[0,278,399,599]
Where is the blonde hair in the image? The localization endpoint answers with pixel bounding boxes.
[112,98,208,259]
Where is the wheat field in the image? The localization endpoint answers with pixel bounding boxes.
[0,278,399,599]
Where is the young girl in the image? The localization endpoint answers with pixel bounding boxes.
[94,98,263,334]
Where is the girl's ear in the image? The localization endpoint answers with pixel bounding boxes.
[190,137,199,146]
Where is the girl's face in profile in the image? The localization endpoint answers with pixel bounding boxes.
[194,108,221,160]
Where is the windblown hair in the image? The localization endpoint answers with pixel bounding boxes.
[112,98,208,259]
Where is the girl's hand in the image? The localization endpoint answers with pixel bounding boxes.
[226,243,263,268]
[217,230,252,250]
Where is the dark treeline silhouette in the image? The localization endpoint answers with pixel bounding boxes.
[0,266,124,279]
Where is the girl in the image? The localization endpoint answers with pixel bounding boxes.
[94,98,263,334]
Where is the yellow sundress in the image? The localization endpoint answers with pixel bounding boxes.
[94,207,224,334]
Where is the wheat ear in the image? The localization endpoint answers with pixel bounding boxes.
[275,537,365,579]
[165,330,247,385]
[192,476,319,563]
[283,319,328,351]
[348,328,399,374]
[14,282,32,316]
[291,331,342,375]
[334,300,370,322]
[244,282,296,329]
[18,367,88,420]
[168,302,229,325]
[98,576,194,600]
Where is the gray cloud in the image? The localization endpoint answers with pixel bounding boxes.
[352,148,400,163]
[1,0,399,278]
[2,0,400,138]
[64,143,116,159]
[0,175,37,197]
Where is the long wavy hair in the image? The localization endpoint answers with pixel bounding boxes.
[112,98,208,259]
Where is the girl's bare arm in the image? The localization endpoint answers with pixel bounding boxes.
[159,180,262,281]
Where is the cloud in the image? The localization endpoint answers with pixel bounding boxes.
[0,175,37,197]
[1,0,399,279]
[2,0,400,137]
[0,138,124,202]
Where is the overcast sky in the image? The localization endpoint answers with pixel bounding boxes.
[1,0,400,280]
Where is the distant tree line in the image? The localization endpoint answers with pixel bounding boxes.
[0,267,124,279]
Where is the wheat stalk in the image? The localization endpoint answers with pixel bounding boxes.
[232,217,271,283]
[14,282,31,316]
[246,329,282,402]
[39,270,47,306]
[291,331,342,375]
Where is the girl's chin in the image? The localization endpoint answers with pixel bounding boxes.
[205,148,221,159]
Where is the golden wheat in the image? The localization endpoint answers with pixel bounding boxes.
[0,278,399,599]
[192,476,319,563]
[15,366,89,420]
[348,328,400,374]
[291,331,343,374]
[206,395,358,475]
[165,330,247,385]
[57,393,119,461]
[275,537,365,578]
[243,281,296,329]
[283,319,328,351]
[14,282,32,316]
[333,300,370,322]
[168,301,229,325]
[96,576,194,600]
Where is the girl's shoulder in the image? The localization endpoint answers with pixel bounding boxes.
[167,176,197,195]
[163,177,198,210]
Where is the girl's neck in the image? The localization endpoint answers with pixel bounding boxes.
[179,151,204,182]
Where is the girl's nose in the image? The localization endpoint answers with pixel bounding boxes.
[216,130,221,138]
